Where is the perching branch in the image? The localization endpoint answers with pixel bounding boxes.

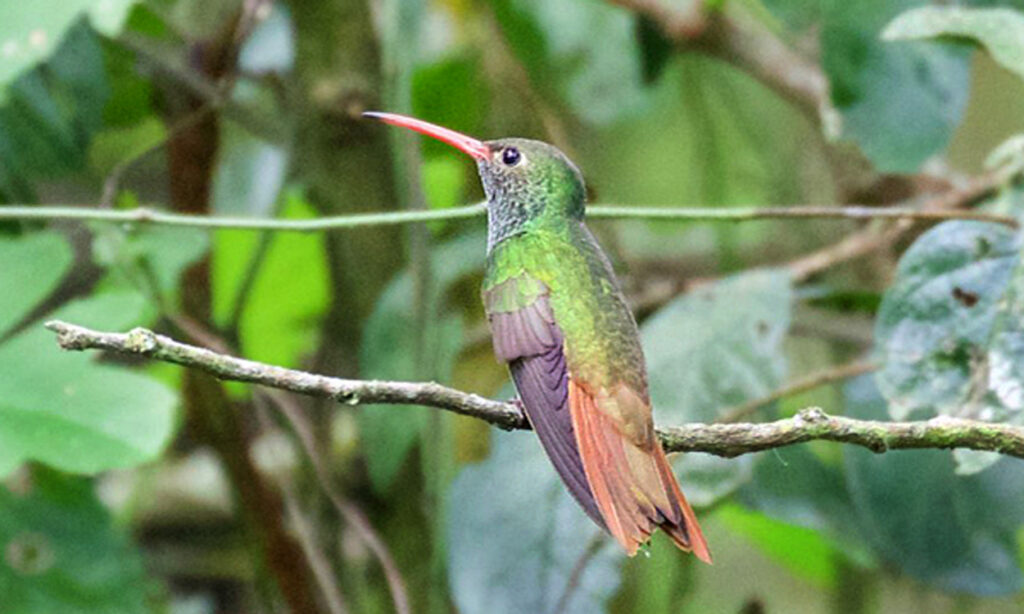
[0,201,1016,231]
[45,321,1024,460]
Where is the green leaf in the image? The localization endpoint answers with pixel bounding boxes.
[490,0,648,123]
[737,444,875,584]
[0,290,176,477]
[0,231,72,337]
[447,431,621,614]
[761,0,823,31]
[0,1,134,89]
[641,269,792,505]
[230,195,329,368]
[0,20,112,198]
[883,6,1024,81]
[874,218,1024,473]
[842,375,1024,595]
[411,55,487,160]
[718,503,840,589]
[0,231,179,477]
[358,234,483,491]
[0,469,149,613]
[823,0,971,171]
[738,374,1024,595]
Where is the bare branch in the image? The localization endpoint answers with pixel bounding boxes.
[45,321,1024,460]
[786,170,1011,281]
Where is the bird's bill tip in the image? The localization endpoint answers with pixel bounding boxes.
[361,111,490,160]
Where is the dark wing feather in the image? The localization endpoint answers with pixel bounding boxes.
[485,278,605,528]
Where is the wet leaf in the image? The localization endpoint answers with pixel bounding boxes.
[875,218,1024,472]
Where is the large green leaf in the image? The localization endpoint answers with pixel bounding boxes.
[874,219,1024,472]
[641,269,792,505]
[822,0,971,172]
[0,290,175,477]
[883,6,1024,81]
[447,430,621,614]
[737,444,873,586]
[0,232,72,337]
[0,469,149,613]
[842,375,1024,595]
[0,0,135,88]
[231,196,329,368]
[0,20,110,200]
[0,231,186,477]
[489,0,647,123]
[739,374,1024,595]
[358,234,483,491]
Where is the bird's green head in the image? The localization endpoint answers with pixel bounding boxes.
[364,112,585,249]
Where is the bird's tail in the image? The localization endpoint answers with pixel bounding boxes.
[568,380,712,562]
[653,446,712,563]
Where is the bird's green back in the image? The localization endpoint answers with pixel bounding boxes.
[483,222,648,395]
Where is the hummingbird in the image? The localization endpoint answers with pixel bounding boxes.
[364,112,710,562]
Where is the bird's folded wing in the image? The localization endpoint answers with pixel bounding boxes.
[483,274,605,527]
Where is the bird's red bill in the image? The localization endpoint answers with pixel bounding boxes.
[362,111,490,160]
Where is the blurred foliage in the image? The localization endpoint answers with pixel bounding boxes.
[0,231,179,477]
[3,0,1024,612]
[0,468,150,613]
[883,6,1024,81]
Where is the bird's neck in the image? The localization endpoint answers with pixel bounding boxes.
[486,196,582,254]
[486,199,525,253]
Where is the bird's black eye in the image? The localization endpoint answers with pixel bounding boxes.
[501,147,521,166]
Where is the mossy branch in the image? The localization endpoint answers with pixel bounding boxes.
[45,320,1024,460]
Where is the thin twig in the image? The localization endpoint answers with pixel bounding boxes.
[264,390,412,614]
[718,361,878,423]
[225,231,275,342]
[45,321,1024,460]
[553,533,608,614]
[100,105,218,208]
[164,316,411,614]
[252,397,351,614]
[785,171,1011,281]
[0,201,1014,231]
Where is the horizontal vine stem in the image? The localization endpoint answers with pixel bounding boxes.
[1,202,1015,231]
[45,320,1024,460]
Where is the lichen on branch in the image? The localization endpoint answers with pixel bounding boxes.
[44,320,1024,460]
